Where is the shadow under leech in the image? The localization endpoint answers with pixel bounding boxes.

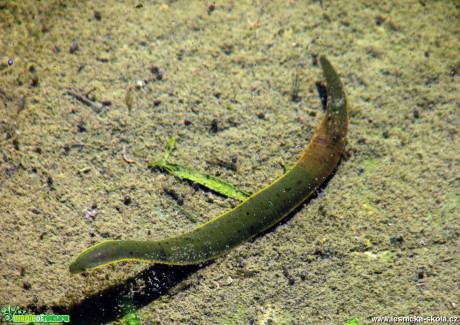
[35,263,202,324]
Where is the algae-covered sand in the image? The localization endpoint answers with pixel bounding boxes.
[0,1,458,324]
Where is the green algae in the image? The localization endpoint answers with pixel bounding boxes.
[149,136,250,202]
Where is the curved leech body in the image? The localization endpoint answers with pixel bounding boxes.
[69,56,348,274]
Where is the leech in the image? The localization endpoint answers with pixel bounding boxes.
[69,56,348,274]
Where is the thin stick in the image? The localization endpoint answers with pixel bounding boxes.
[66,90,100,112]
[123,145,135,164]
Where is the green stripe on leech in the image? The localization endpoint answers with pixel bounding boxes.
[69,55,348,274]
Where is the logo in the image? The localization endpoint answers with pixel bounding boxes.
[1,304,70,323]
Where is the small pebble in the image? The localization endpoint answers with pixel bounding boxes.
[63,143,70,154]
[150,65,159,74]
[418,268,425,279]
[94,11,102,21]
[47,176,53,187]
[230,154,237,164]
[208,3,216,14]
[31,75,39,87]
[69,42,79,54]
[300,270,307,281]
[210,118,219,132]
[390,236,404,245]
[12,137,19,150]
[123,195,132,205]
[77,122,86,132]
[256,112,265,119]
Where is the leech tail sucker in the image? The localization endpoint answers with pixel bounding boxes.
[69,55,348,274]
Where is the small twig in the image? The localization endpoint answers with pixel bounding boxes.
[123,145,135,164]
[16,95,26,117]
[125,86,134,111]
[290,72,301,102]
[66,90,100,112]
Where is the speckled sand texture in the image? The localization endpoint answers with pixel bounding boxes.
[0,1,458,324]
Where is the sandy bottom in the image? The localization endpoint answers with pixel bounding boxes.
[1,1,458,324]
